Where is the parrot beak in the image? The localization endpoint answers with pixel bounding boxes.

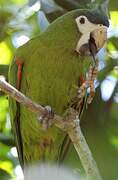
[75,24,108,58]
[89,26,107,53]
[88,26,107,66]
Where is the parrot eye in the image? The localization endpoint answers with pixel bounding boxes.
[79,17,85,24]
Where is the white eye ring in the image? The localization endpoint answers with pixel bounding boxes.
[76,16,88,26]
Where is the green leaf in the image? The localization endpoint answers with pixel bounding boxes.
[0,169,11,180]
[0,42,12,64]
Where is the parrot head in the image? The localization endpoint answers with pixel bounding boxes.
[75,9,109,57]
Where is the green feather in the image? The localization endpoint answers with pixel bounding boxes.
[9,9,108,166]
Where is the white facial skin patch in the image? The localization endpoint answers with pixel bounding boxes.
[75,15,108,55]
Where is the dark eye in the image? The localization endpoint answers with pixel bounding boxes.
[79,17,85,24]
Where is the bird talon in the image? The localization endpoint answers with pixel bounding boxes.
[38,105,54,130]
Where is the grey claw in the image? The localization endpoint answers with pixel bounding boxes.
[44,105,54,119]
[38,105,54,130]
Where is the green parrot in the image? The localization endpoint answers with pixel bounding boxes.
[9,8,109,168]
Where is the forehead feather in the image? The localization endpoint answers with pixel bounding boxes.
[74,9,109,27]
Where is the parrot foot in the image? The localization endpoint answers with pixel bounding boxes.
[77,60,98,105]
[77,82,87,102]
[38,106,54,130]
[87,61,98,104]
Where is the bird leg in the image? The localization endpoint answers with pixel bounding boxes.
[87,60,98,104]
[77,60,98,105]
[16,58,24,90]
[77,76,87,105]
[38,106,54,130]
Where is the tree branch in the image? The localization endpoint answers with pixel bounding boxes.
[0,76,102,180]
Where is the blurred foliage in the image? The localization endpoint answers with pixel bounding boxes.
[0,0,117,180]
[24,164,81,180]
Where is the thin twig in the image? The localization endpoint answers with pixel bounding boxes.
[0,76,102,180]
